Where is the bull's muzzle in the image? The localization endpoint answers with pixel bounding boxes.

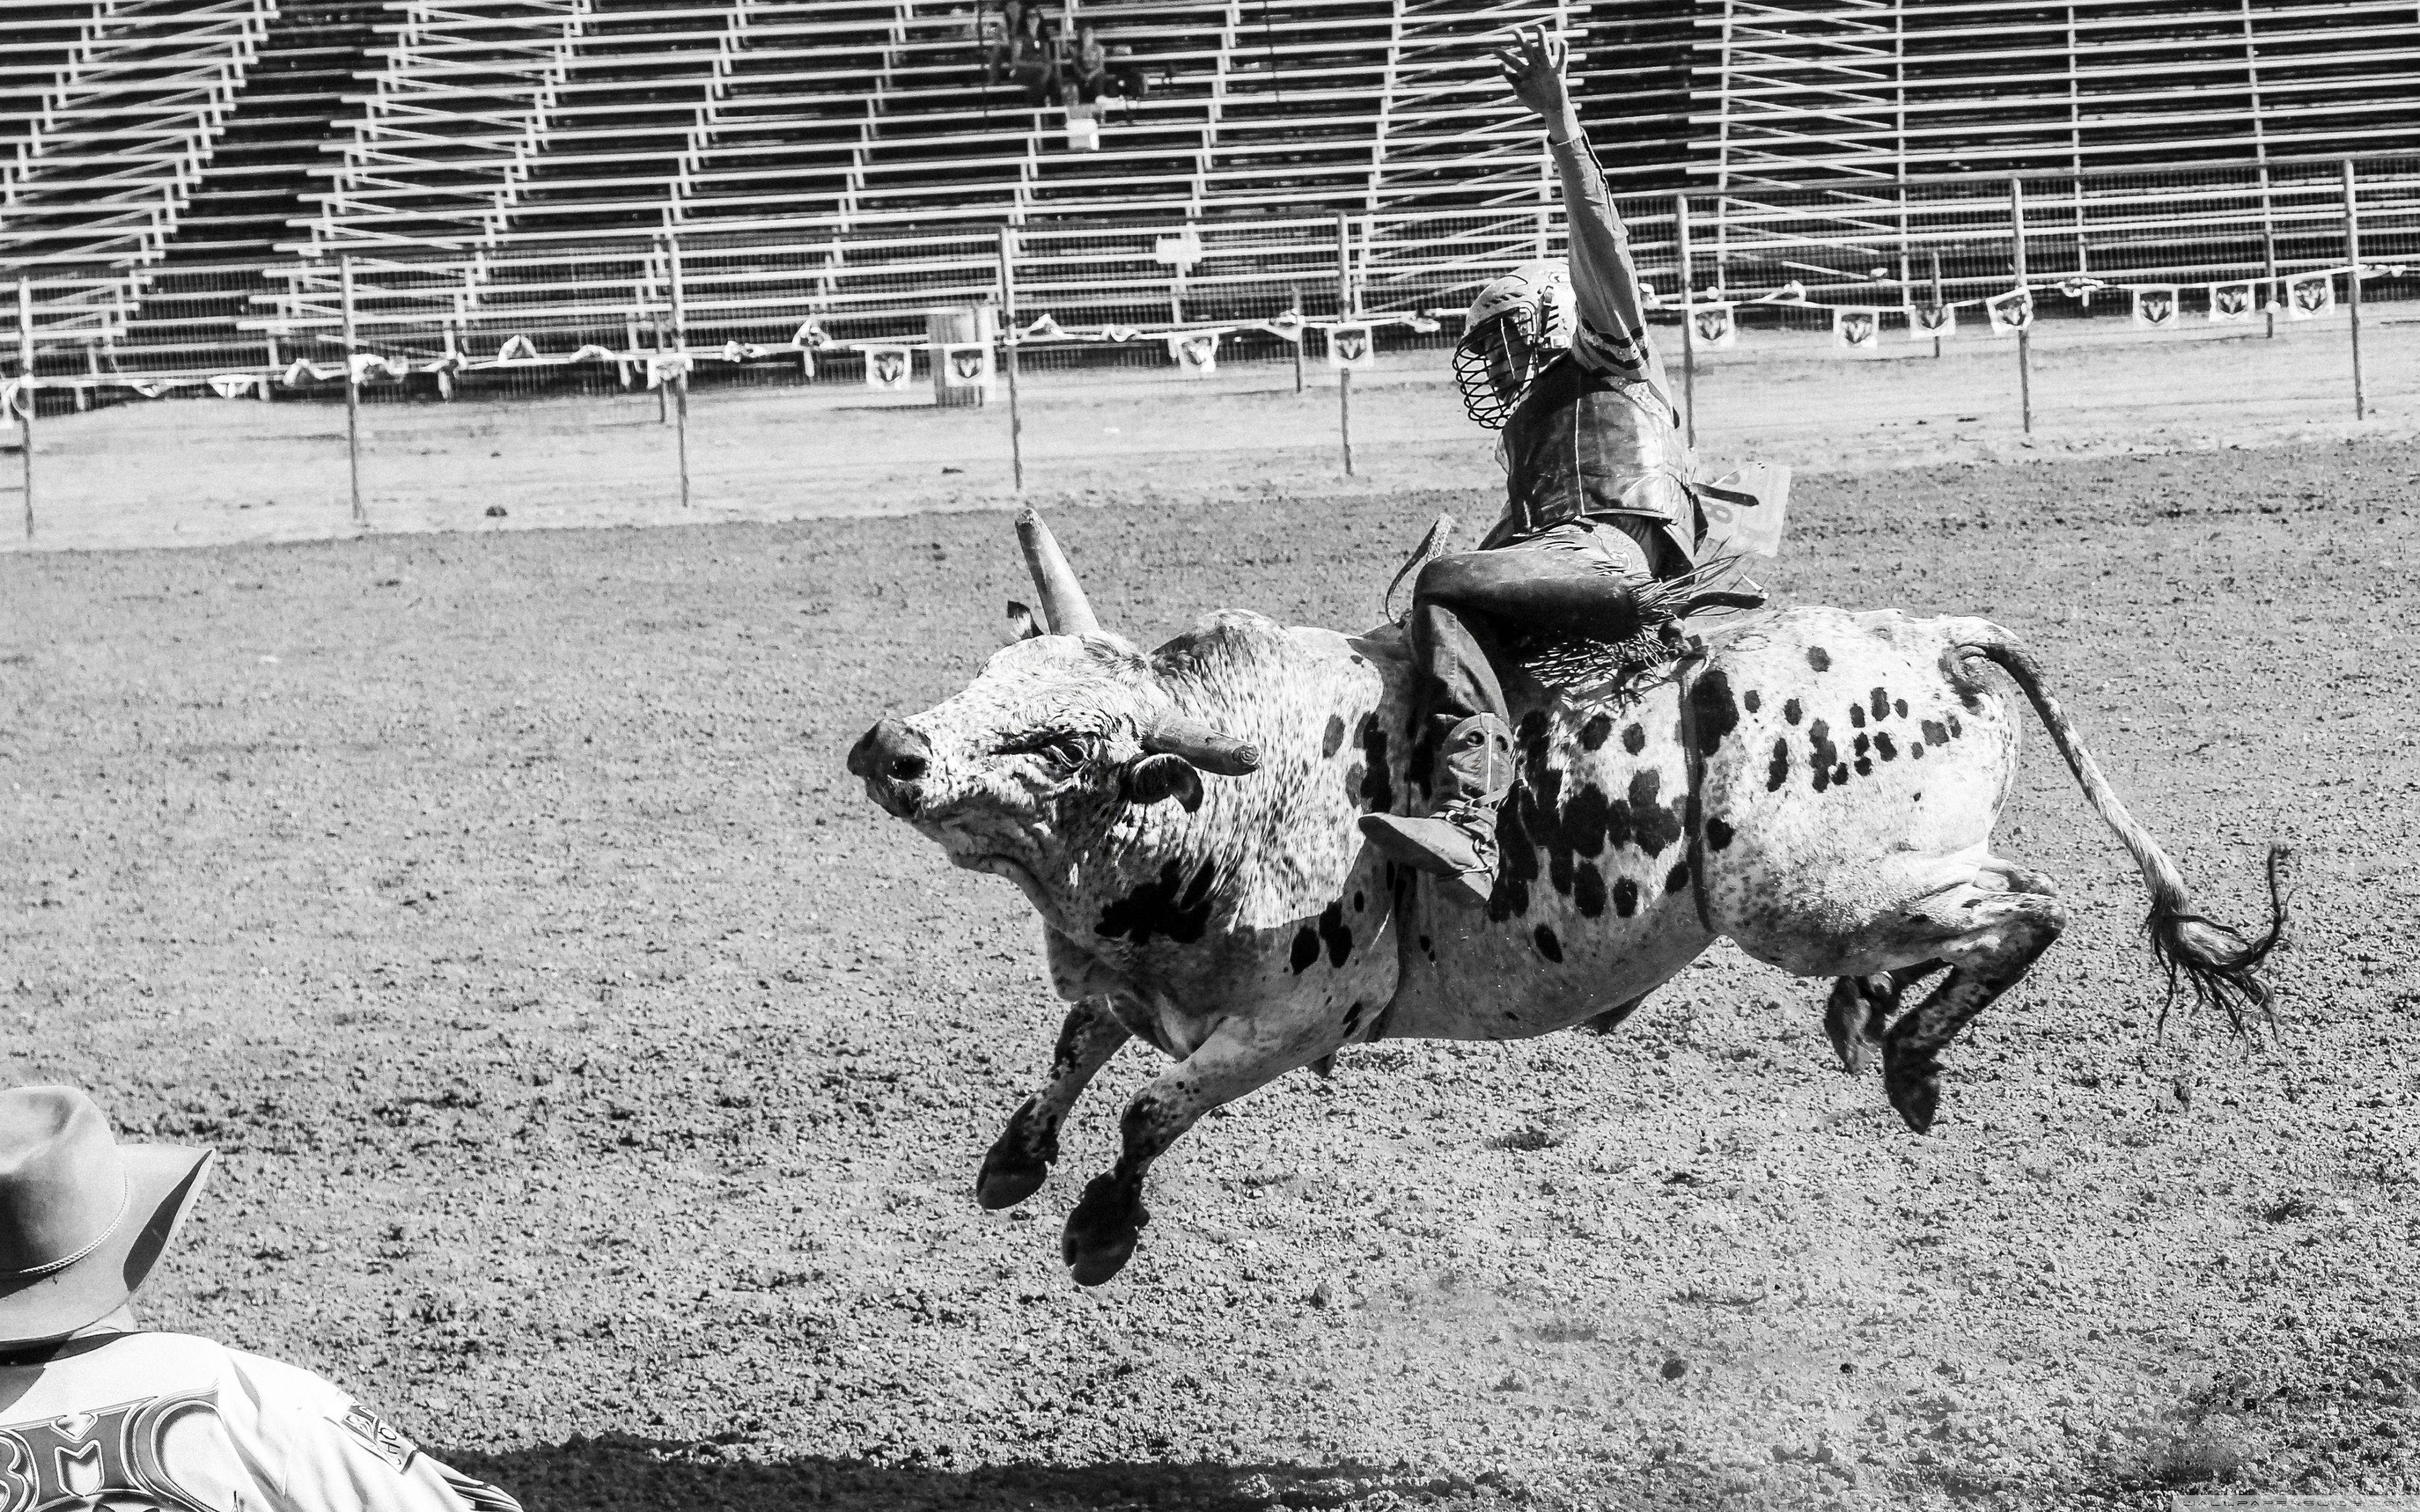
[849,717,931,815]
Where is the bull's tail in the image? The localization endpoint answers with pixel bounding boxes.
[1956,627,2287,1033]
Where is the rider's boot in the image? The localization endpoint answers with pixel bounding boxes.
[1357,713,1516,910]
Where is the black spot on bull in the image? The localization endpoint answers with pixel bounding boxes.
[1342,999,1367,1036]
[1622,769,1685,857]
[1783,699,1803,726]
[1623,723,1647,755]
[1612,877,1639,918]
[1742,690,1761,714]
[1357,714,1393,814]
[1580,713,1613,750]
[1322,715,1347,757]
[1098,860,1218,946]
[1688,668,1741,750]
[1874,732,1899,762]
[1766,738,1791,792]
[1705,816,1736,851]
[1574,863,1608,918]
[1807,646,1832,673]
[1289,926,1319,974]
[1921,718,1950,748]
[1870,687,1891,722]
[1318,900,1354,967]
[1533,924,1564,963]
[1849,703,1866,729]
[1665,860,1691,895]
[1807,720,1840,793]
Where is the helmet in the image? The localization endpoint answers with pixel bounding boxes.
[1453,260,1576,429]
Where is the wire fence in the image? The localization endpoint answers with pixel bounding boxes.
[4,154,2416,538]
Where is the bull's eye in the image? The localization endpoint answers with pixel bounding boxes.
[998,732,1092,773]
[1039,737,1088,772]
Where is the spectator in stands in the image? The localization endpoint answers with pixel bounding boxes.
[1010,6,1057,103]
[984,0,1023,82]
[1071,25,1109,102]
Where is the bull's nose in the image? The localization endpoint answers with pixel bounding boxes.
[848,716,931,784]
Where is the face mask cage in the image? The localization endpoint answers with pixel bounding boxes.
[1453,309,1538,430]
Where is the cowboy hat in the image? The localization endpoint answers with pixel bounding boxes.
[0,1086,213,1346]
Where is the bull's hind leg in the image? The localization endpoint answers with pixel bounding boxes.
[1730,852,2066,1133]
[1880,889,2065,1133]
[1823,963,1946,1075]
[976,995,1129,1210]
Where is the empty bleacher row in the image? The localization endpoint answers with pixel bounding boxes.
[285,0,1572,259]
[1693,0,2420,194]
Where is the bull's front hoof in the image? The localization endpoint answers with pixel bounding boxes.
[1883,1045,1941,1134]
[1061,1174,1148,1286]
[976,1099,1055,1211]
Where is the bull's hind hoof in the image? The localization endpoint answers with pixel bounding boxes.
[1824,976,1888,1076]
[976,1099,1056,1210]
[1883,1045,1942,1133]
[1062,1174,1148,1286]
[976,1147,1049,1211]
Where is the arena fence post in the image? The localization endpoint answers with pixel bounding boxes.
[2008,178,2032,435]
[1335,210,1354,476]
[2258,163,2279,339]
[1289,282,1303,394]
[662,234,691,508]
[2342,158,2365,421]
[1674,191,1697,447]
[998,226,1025,492]
[13,275,30,541]
[1928,248,1944,360]
[340,254,365,528]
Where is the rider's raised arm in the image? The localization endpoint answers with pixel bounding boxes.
[1548,128,1654,376]
[1496,25,1656,379]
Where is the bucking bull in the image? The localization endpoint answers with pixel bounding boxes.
[849,510,2285,1286]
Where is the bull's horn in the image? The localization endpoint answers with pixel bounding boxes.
[1015,507,1101,636]
[1140,714,1260,776]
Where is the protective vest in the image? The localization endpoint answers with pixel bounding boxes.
[1484,353,1698,573]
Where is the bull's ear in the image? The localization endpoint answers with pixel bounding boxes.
[1121,753,1204,812]
[1005,600,1044,643]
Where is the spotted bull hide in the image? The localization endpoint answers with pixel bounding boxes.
[851,596,2282,1287]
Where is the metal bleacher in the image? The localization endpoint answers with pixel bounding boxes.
[3,0,2415,379]
[280,0,1573,258]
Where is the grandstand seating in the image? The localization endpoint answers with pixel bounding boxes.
[1692,0,2420,195]
[2,0,2415,378]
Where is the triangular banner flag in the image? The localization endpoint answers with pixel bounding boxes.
[2130,286,2181,331]
[2206,282,2257,323]
[1985,290,2034,335]
[1831,307,1882,352]
[863,345,913,390]
[2286,272,2335,319]
[1326,322,1374,370]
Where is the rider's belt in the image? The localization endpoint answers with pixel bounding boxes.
[1487,354,1696,571]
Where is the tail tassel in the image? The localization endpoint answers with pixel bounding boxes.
[2150,843,2290,1034]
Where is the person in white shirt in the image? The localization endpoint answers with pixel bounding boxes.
[0,1084,522,1512]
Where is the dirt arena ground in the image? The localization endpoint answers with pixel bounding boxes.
[4,390,2419,1508]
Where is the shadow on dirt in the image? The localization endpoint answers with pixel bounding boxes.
[458,1435,1473,1512]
